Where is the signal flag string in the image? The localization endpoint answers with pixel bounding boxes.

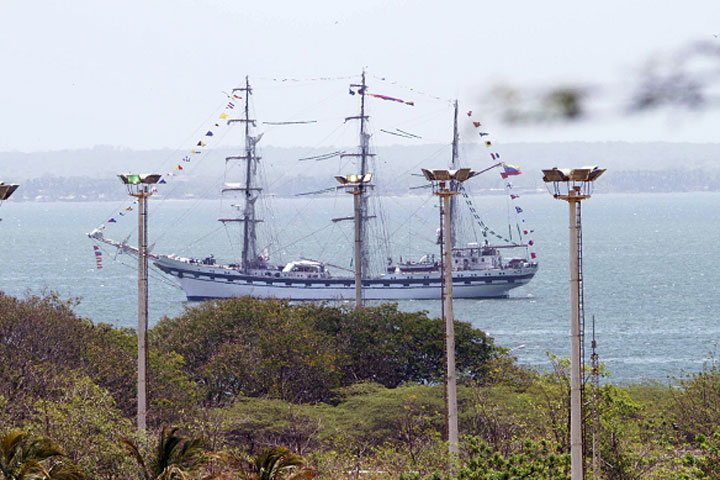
[465,109,538,260]
[93,90,243,233]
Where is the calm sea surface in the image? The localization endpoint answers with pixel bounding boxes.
[1,192,718,384]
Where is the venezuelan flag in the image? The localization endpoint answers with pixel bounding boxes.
[501,163,522,178]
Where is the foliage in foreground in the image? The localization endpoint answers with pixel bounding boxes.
[0,429,84,480]
[4,292,720,479]
[151,299,499,406]
[458,437,569,479]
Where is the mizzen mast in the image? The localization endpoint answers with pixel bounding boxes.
[223,76,263,271]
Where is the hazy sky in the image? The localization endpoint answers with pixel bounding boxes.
[1,0,719,151]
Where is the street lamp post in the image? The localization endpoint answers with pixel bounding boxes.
[421,168,477,462]
[542,166,605,480]
[335,173,374,310]
[118,173,161,430]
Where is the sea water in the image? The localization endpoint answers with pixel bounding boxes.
[1,192,718,384]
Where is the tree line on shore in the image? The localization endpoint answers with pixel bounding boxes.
[2,292,720,479]
[9,167,720,202]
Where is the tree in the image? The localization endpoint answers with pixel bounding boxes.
[221,397,326,455]
[526,354,570,452]
[669,359,720,439]
[458,436,569,480]
[153,299,501,406]
[28,372,136,480]
[152,297,342,405]
[593,385,660,480]
[0,292,199,429]
[305,303,499,388]
[0,293,90,421]
[82,321,200,428]
[248,447,315,480]
[683,432,720,479]
[327,383,450,455]
[121,427,213,480]
[0,429,85,480]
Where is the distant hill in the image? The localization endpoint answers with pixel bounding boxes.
[1,142,719,201]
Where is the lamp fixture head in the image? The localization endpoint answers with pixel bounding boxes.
[118,173,162,196]
[541,166,605,199]
[421,168,477,195]
[0,182,20,201]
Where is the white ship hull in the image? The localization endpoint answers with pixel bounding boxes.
[155,256,538,301]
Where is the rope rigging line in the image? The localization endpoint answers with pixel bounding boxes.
[262,120,318,125]
[384,194,435,239]
[155,120,235,197]
[379,128,422,139]
[297,150,346,162]
[400,143,450,179]
[151,173,227,246]
[255,81,350,152]
[222,224,241,263]
[148,265,184,290]
[177,223,228,255]
[93,95,236,232]
[256,74,358,84]
[370,75,453,104]
[268,190,340,246]
[295,187,335,196]
[265,221,335,259]
[458,183,518,245]
[93,241,183,291]
[149,90,263,252]
[396,128,421,138]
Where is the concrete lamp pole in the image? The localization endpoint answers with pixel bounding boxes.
[335,173,374,310]
[542,166,605,480]
[421,167,477,466]
[118,173,161,430]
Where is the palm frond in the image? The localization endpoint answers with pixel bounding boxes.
[0,430,26,467]
[253,447,313,480]
[25,438,64,463]
[16,458,46,479]
[46,461,87,480]
[120,438,151,480]
[286,470,317,480]
[157,464,188,480]
[157,427,182,475]
[175,438,207,470]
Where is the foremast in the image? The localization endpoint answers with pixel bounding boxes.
[223,76,263,271]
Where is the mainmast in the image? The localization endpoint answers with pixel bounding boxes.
[449,100,460,248]
[223,76,263,271]
[344,70,374,281]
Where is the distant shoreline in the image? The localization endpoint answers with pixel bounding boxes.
[3,188,719,203]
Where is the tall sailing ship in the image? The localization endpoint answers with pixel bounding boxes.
[90,73,538,301]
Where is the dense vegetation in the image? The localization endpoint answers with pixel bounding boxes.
[2,292,720,479]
